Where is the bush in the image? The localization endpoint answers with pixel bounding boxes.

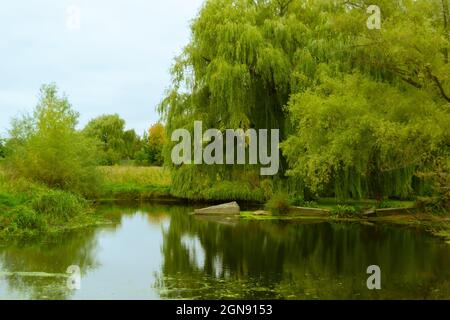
[416,196,449,213]
[31,190,87,222]
[377,201,398,209]
[331,205,360,218]
[265,192,291,215]
[6,84,102,197]
[290,195,319,208]
[10,206,45,230]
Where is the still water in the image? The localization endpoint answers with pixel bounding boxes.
[0,203,449,300]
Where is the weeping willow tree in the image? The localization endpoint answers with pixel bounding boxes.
[281,0,450,200]
[160,0,450,201]
[283,70,450,199]
[160,0,309,199]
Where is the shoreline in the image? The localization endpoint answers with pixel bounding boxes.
[1,198,449,244]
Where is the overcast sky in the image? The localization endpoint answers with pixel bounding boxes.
[0,0,204,136]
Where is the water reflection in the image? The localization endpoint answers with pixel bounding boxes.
[0,229,100,299]
[155,207,450,299]
[0,203,449,300]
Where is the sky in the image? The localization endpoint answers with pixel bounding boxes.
[0,0,204,136]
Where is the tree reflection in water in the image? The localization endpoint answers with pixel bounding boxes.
[154,207,450,300]
[1,203,449,300]
[0,229,100,300]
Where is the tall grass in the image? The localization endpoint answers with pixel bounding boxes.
[0,165,90,237]
[99,166,171,186]
[98,166,172,200]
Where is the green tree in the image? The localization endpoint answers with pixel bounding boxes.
[136,123,166,166]
[279,0,450,200]
[148,123,166,166]
[123,129,141,160]
[6,84,101,196]
[83,114,127,165]
[159,0,302,194]
[0,138,6,158]
[282,71,450,200]
[161,0,450,201]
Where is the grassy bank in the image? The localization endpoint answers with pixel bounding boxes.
[0,168,99,239]
[98,166,172,201]
[2,164,449,242]
[97,166,267,203]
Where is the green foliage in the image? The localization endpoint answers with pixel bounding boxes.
[30,190,87,222]
[260,179,274,200]
[0,138,6,158]
[9,206,45,230]
[416,196,450,214]
[0,166,92,236]
[377,201,400,209]
[123,129,141,160]
[160,0,450,203]
[101,184,171,201]
[331,205,360,218]
[98,166,172,200]
[169,166,266,202]
[83,114,140,165]
[6,84,101,197]
[135,123,166,166]
[99,166,171,186]
[265,192,291,215]
[290,195,319,208]
[283,72,450,199]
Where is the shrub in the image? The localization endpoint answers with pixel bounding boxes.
[6,84,102,197]
[265,192,291,215]
[416,196,449,213]
[377,201,398,209]
[331,205,360,218]
[290,195,319,208]
[31,190,87,222]
[10,206,45,230]
[290,195,304,207]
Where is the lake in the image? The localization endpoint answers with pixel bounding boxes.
[1,203,449,300]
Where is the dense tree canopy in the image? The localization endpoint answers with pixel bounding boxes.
[6,84,101,196]
[83,114,130,165]
[135,123,166,166]
[161,0,450,200]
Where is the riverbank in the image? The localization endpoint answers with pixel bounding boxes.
[0,171,100,239]
[1,165,449,243]
[98,166,172,201]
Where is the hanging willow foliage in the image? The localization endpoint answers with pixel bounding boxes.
[160,0,450,200]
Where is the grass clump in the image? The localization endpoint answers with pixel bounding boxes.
[30,190,87,222]
[0,166,92,238]
[8,206,45,231]
[331,205,361,218]
[290,195,319,208]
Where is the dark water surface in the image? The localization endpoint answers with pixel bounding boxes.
[0,203,449,300]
